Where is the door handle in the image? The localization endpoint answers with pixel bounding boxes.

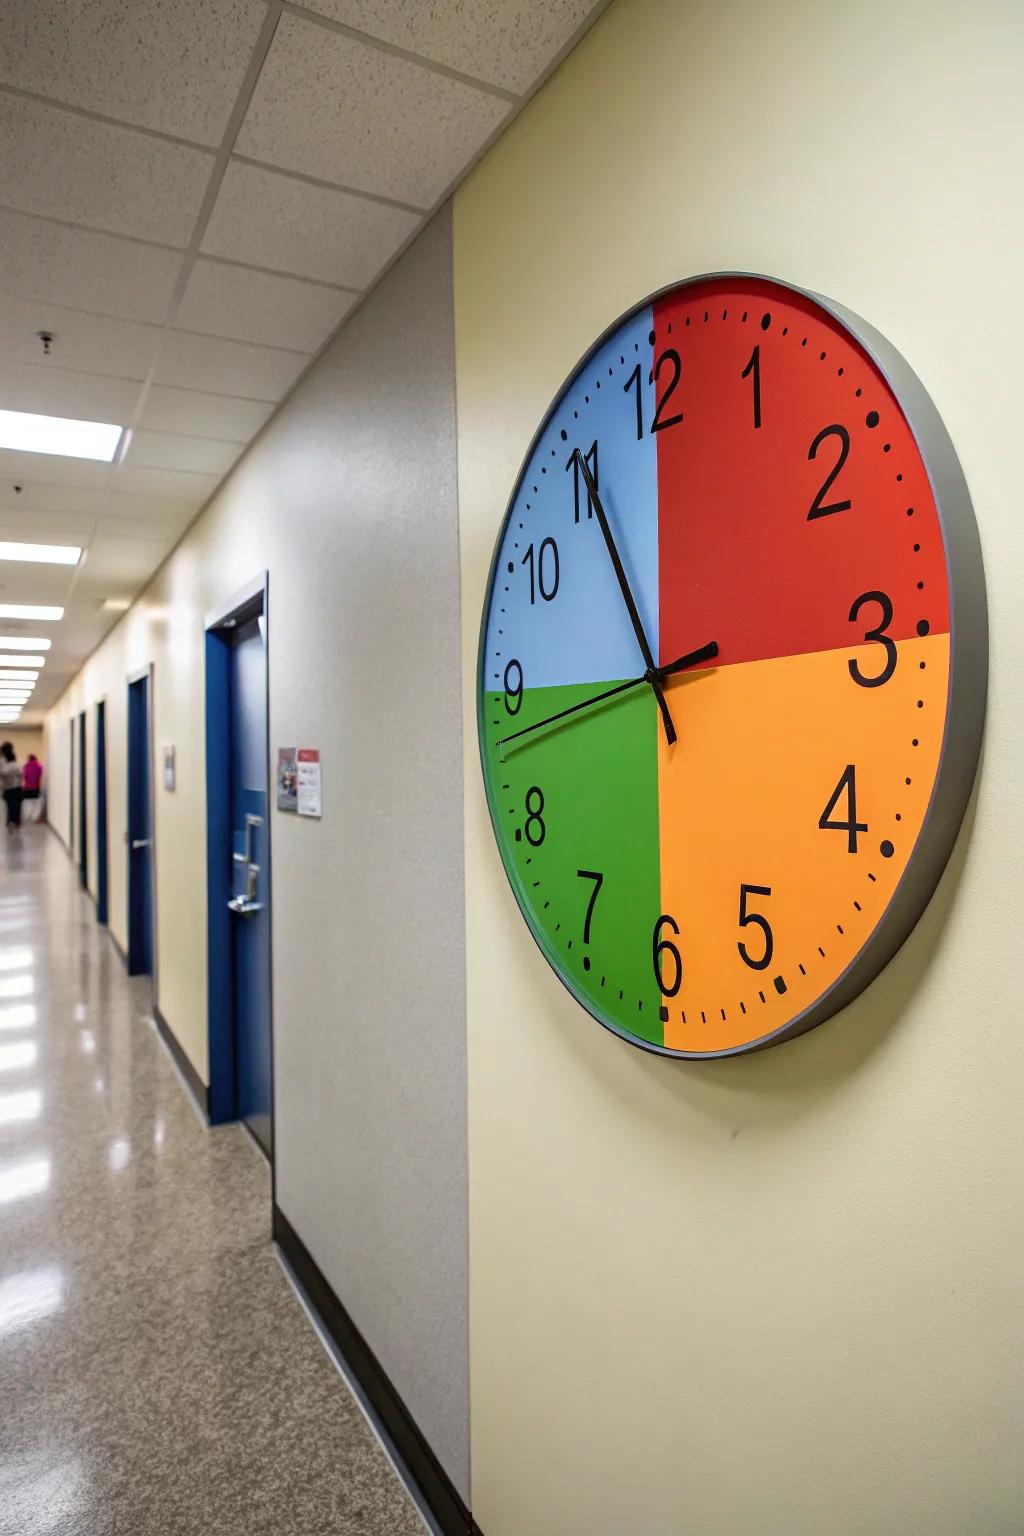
[228,860,262,916]
[131,838,151,850]
[237,813,263,867]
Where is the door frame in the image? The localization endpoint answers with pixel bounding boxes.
[68,719,74,853]
[95,699,109,926]
[126,664,157,982]
[77,710,88,888]
[204,572,274,1149]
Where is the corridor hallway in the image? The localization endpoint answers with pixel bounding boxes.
[0,828,428,1536]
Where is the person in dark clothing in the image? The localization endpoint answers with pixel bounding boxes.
[1,742,22,832]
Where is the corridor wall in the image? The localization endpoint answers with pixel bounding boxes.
[455,0,1021,1532]
[44,208,470,1501]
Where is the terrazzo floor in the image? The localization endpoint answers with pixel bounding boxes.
[0,827,427,1536]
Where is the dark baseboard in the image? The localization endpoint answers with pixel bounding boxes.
[153,1005,210,1120]
[273,1204,480,1536]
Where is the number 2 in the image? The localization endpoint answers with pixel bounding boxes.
[807,424,851,519]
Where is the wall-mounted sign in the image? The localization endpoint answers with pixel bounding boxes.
[477,272,986,1059]
[296,748,322,818]
[163,745,175,792]
[276,747,298,811]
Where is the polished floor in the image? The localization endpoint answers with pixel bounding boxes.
[0,827,427,1536]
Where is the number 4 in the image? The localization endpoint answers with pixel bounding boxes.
[819,764,867,853]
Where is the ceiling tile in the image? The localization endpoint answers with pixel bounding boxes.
[0,0,267,147]
[176,258,355,351]
[155,328,308,400]
[0,94,212,247]
[296,0,601,95]
[0,484,110,517]
[202,162,420,287]
[0,510,96,542]
[0,296,160,382]
[0,565,77,604]
[0,361,141,425]
[236,15,510,207]
[114,464,219,501]
[105,491,206,525]
[125,429,241,475]
[0,209,183,326]
[0,447,111,491]
[139,384,273,442]
[83,540,174,579]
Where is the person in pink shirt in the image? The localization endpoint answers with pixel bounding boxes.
[21,754,43,824]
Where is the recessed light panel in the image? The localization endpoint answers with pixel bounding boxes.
[0,543,80,566]
[0,607,62,621]
[0,638,51,651]
[0,657,44,669]
[0,409,121,462]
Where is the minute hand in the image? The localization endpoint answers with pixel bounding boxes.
[574,450,677,746]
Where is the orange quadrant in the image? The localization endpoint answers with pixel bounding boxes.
[658,635,949,1053]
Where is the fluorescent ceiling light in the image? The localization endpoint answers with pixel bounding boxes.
[0,1089,41,1125]
[0,606,62,621]
[0,1155,51,1205]
[0,1040,36,1071]
[0,951,32,972]
[101,598,131,612]
[0,657,44,668]
[0,1004,36,1030]
[0,671,39,681]
[0,637,51,651]
[0,408,121,462]
[0,542,80,566]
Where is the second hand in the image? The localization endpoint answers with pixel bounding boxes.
[499,641,718,754]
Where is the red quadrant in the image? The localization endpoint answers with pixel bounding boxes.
[655,279,950,672]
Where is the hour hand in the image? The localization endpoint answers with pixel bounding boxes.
[660,641,719,676]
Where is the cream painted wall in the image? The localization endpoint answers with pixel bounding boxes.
[2,727,44,763]
[455,1,1022,1532]
[45,210,470,1497]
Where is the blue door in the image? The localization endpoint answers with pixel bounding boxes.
[78,710,88,888]
[96,701,108,926]
[227,617,272,1155]
[127,673,154,976]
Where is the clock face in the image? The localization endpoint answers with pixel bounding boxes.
[478,274,985,1058]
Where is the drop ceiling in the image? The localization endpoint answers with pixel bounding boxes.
[0,0,609,721]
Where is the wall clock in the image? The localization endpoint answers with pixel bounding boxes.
[477,274,986,1058]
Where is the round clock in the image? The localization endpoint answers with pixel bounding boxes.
[477,274,986,1058]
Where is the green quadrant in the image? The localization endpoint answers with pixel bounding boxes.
[482,682,664,1045]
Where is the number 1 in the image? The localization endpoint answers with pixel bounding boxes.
[741,345,762,429]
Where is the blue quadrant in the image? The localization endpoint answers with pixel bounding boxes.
[484,306,659,692]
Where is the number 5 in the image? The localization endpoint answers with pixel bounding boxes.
[738,883,773,970]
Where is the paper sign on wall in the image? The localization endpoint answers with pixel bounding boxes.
[163,745,175,792]
[296,748,322,818]
[276,747,298,812]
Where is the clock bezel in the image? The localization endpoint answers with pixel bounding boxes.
[476,272,987,1059]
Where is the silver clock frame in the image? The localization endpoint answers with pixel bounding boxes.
[476,272,988,1058]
